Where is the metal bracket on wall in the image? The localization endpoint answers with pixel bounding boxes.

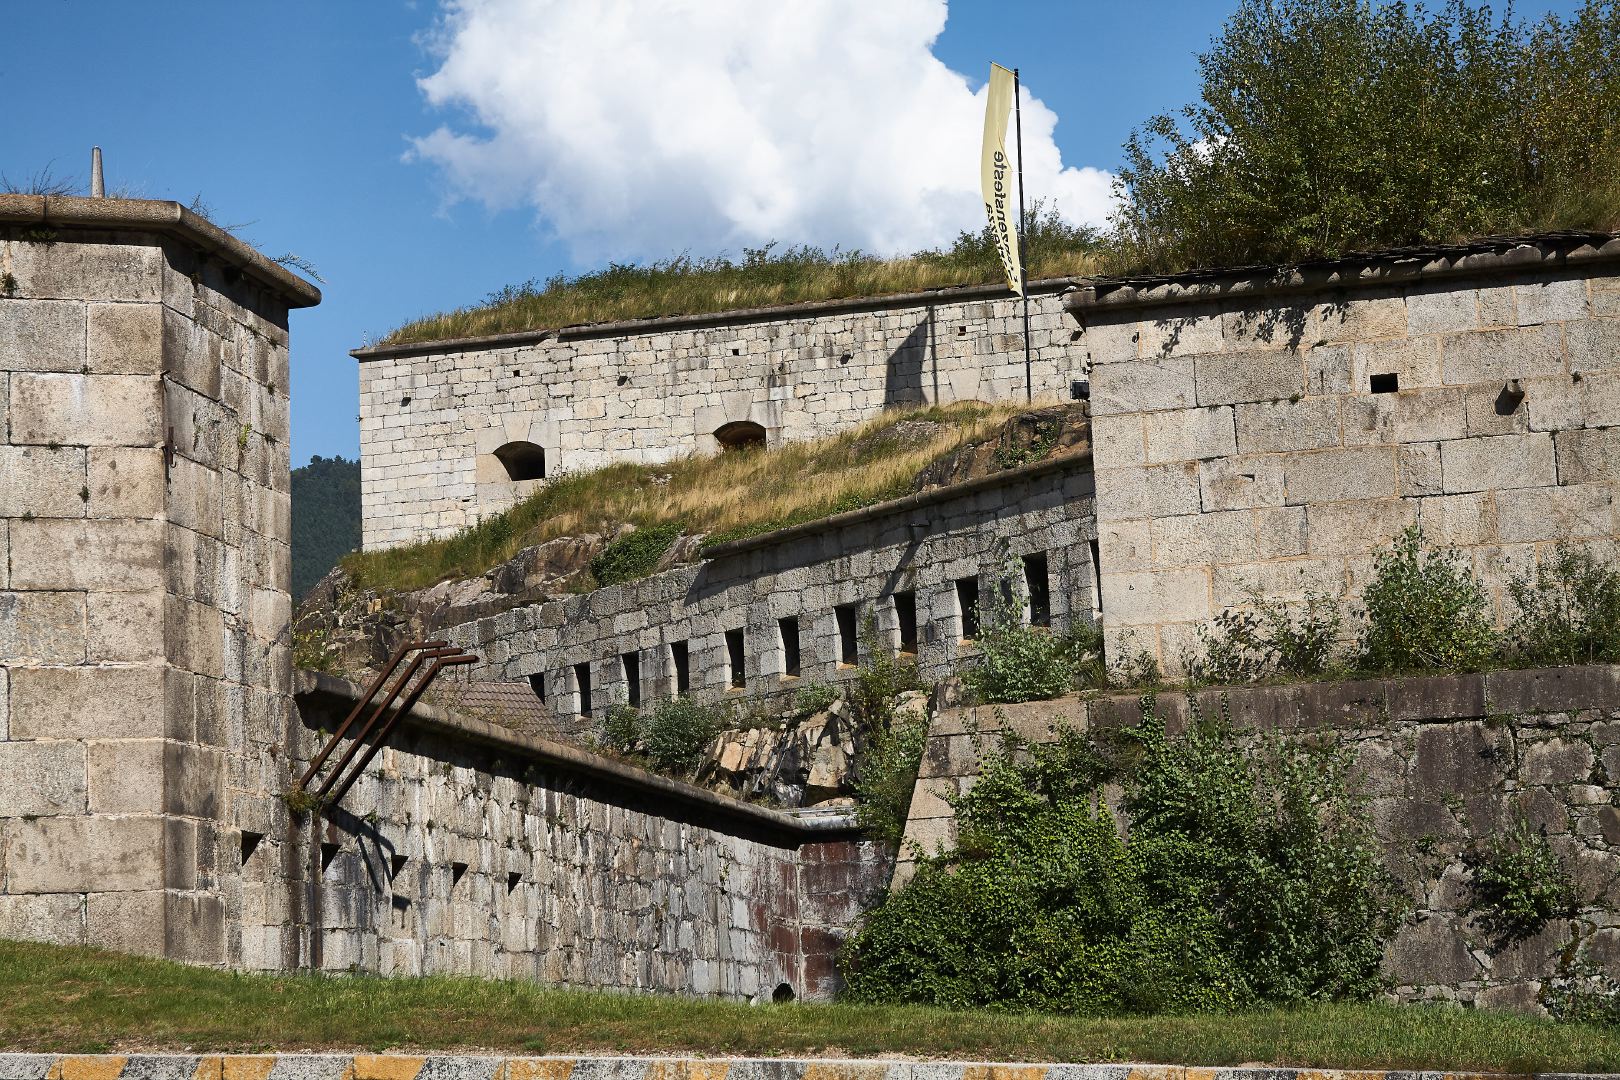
[296,640,479,811]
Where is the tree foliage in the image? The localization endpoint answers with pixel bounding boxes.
[291,455,361,600]
[1113,0,1620,272]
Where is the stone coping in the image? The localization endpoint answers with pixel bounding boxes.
[1063,232,1620,316]
[930,663,1620,743]
[2,1057,1612,1080]
[700,447,1093,561]
[0,194,322,308]
[351,278,1076,361]
[293,671,860,842]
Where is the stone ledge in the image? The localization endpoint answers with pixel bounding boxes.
[293,670,860,843]
[0,1057,1608,1080]
[1065,232,1620,316]
[0,195,322,308]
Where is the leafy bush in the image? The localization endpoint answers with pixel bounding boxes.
[850,616,923,731]
[852,707,931,847]
[1468,816,1576,943]
[1191,587,1342,685]
[1112,0,1620,275]
[597,704,643,756]
[589,523,684,587]
[965,554,1097,704]
[642,696,724,775]
[1507,544,1620,667]
[792,681,840,718]
[1360,526,1496,673]
[843,703,1399,1013]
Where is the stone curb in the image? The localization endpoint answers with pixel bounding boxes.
[0,1058,1613,1080]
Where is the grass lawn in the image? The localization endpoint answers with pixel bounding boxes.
[2,940,1619,1070]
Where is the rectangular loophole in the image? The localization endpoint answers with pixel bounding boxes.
[778,617,801,678]
[507,871,522,893]
[671,640,690,695]
[835,604,859,666]
[956,577,981,641]
[574,661,593,718]
[527,671,545,701]
[621,651,640,708]
[1370,372,1399,394]
[1023,552,1051,627]
[240,831,263,865]
[725,628,746,688]
[451,861,469,887]
[894,590,917,655]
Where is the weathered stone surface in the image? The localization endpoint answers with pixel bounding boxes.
[0,299,85,372]
[85,891,166,957]
[1283,447,1398,504]
[85,302,164,375]
[1142,405,1236,463]
[1494,483,1612,543]
[1406,284,1480,336]
[0,741,86,816]
[1439,431,1556,493]
[1556,426,1620,484]
[7,664,166,739]
[1194,350,1306,406]
[1089,357,1196,416]
[1198,455,1285,511]
[1317,295,1407,342]
[2,815,164,893]
[8,373,164,447]
[1515,276,1588,325]
[1440,323,1563,384]
[87,448,165,519]
[0,894,84,947]
[1234,397,1340,453]
[1567,315,1620,372]
[8,518,165,591]
[0,590,86,665]
[0,445,88,518]
[1101,567,1210,625]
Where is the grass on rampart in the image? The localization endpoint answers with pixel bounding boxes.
[342,402,1027,594]
[379,214,1100,347]
[2,939,1617,1067]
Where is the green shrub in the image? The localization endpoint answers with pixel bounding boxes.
[642,696,724,775]
[589,523,684,587]
[597,704,643,755]
[1191,587,1342,685]
[1507,544,1620,667]
[1111,0,1620,275]
[1360,525,1496,673]
[792,681,840,718]
[843,702,1399,1013]
[1468,816,1576,943]
[965,554,1094,704]
[850,616,923,731]
[852,707,931,847]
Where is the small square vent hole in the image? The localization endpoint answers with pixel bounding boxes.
[1370,372,1400,394]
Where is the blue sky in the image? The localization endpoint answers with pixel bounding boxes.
[2,0,1582,467]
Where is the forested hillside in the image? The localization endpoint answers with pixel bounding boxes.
[291,455,361,599]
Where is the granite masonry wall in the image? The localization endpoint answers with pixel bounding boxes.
[440,456,1098,720]
[0,196,319,965]
[353,283,1086,549]
[900,664,1620,1011]
[286,673,889,999]
[1075,235,1620,673]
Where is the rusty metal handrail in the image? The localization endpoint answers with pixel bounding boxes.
[296,640,447,791]
[312,646,463,802]
[323,652,480,807]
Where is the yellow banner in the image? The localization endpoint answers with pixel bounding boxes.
[981,62,1023,297]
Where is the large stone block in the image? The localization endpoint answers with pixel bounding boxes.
[7,664,166,740]
[1142,405,1236,463]
[8,239,162,302]
[1222,303,1318,350]
[1305,497,1417,556]
[1417,492,1496,546]
[1494,483,1613,543]
[1354,337,1443,390]
[1341,387,1467,446]
[85,891,165,957]
[1198,454,1285,511]
[1088,357,1196,415]
[1283,446,1398,504]
[2,814,164,892]
[1194,350,1306,406]
[1093,462,1202,521]
[85,302,164,375]
[0,740,86,816]
[87,448,165,519]
[87,739,164,814]
[1406,284,1480,337]
[8,518,164,591]
[1567,316,1620,373]
[0,445,88,518]
[8,373,163,447]
[1101,567,1210,625]
[1316,295,1407,342]
[1556,426,1620,484]
[0,894,85,947]
[1515,276,1588,326]
[0,590,87,665]
[1234,397,1341,453]
[0,299,85,372]
[1150,509,1257,567]
[1136,311,1223,358]
[1440,432,1556,493]
[161,306,224,398]
[87,589,164,662]
[1440,324,1563,385]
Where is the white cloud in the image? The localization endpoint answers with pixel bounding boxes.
[411,0,1115,261]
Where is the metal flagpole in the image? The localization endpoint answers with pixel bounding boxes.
[1013,68,1032,403]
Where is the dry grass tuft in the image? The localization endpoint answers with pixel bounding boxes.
[344,402,1028,594]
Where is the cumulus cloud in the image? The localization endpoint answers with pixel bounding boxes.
[410,0,1115,261]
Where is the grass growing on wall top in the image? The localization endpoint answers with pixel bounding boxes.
[379,209,1100,346]
[3,938,1619,1066]
[343,401,1026,594]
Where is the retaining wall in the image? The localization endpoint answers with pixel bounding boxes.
[352,283,1086,549]
[0,197,318,966]
[900,664,1620,1010]
[1075,234,1620,673]
[442,455,1098,719]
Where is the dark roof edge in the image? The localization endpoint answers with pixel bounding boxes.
[292,669,861,843]
[0,194,322,308]
[351,277,1078,362]
[1066,232,1620,316]
[701,446,1093,562]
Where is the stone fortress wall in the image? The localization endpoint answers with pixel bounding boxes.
[352,283,1087,549]
[0,196,318,964]
[1076,235,1620,673]
[442,455,1097,720]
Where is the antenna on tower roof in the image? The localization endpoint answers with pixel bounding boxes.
[90,146,104,198]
